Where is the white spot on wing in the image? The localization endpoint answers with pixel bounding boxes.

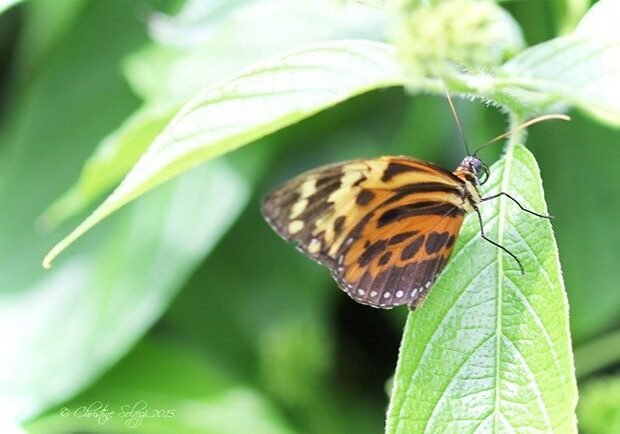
[299,179,317,198]
[288,220,304,234]
[383,292,391,299]
[289,199,308,219]
[307,238,321,254]
[396,290,404,298]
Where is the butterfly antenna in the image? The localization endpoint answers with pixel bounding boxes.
[445,91,471,156]
[473,114,570,156]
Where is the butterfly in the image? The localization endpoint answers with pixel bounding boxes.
[261,115,563,310]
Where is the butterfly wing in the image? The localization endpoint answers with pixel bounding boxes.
[335,201,465,309]
[261,156,467,309]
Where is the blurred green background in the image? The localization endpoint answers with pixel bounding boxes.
[0,1,618,433]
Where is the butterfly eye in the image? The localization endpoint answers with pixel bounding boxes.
[478,163,490,185]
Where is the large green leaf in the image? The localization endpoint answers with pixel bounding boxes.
[386,144,577,433]
[43,40,403,267]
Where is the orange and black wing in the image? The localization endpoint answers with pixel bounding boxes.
[261,156,467,309]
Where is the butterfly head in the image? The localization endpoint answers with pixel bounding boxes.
[458,156,489,185]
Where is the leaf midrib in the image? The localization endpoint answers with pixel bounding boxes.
[492,144,557,432]
[492,141,511,432]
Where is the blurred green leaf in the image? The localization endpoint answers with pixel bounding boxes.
[386,144,577,433]
[43,40,403,267]
[258,318,331,407]
[574,329,620,379]
[496,0,620,124]
[13,0,84,86]
[41,0,388,227]
[578,375,620,434]
[498,36,620,124]
[551,0,590,35]
[26,338,297,434]
[136,0,387,103]
[528,115,620,344]
[39,105,175,229]
[1,161,249,422]
[0,1,249,423]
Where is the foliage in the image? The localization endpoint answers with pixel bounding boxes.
[0,0,618,433]
[578,375,620,434]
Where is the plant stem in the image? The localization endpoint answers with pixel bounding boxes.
[506,112,526,154]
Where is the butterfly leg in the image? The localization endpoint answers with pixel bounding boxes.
[481,192,552,219]
[475,208,525,274]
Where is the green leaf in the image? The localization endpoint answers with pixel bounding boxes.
[495,0,620,124]
[43,40,403,267]
[386,144,577,433]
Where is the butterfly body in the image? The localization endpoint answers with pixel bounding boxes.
[261,155,483,310]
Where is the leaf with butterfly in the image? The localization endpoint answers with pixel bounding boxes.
[385,143,577,433]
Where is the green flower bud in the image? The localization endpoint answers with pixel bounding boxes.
[392,0,524,82]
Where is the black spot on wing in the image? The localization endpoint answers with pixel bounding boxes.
[378,251,392,266]
[425,231,450,254]
[358,239,388,267]
[352,174,367,187]
[333,216,346,236]
[356,189,375,205]
[388,231,419,245]
[377,202,462,228]
[446,235,455,248]
[383,183,462,206]
[381,162,422,182]
[400,236,425,260]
